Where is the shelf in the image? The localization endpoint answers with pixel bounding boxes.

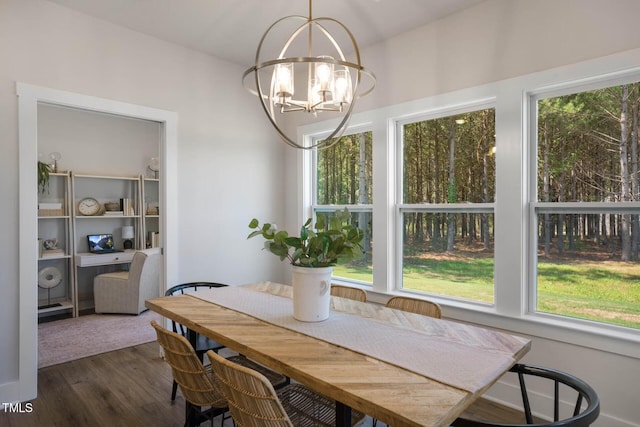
[38,171,75,317]
[75,251,135,267]
[38,299,73,314]
[73,173,140,181]
[75,215,140,219]
[39,254,71,261]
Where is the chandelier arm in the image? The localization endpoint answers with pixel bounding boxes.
[242,65,261,97]
[254,15,307,65]
[310,18,351,63]
[254,71,363,149]
[275,20,314,61]
[321,94,356,143]
[256,68,311,149]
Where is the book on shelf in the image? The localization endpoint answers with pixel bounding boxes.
[148,231,160,248]
[103,211,124,216]
[38,202,64,216]
[120,198,135,216]
[38,202,62,210]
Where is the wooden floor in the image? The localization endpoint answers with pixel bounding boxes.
[0,341,528,427]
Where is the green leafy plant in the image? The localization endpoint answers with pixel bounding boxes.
[38,161,51,193]
[248,208,364,268]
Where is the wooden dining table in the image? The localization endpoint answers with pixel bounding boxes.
[145,282,530,427]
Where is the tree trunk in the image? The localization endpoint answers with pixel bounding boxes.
[542,122,552,256]
[357,133,371,257]
[620,85,631,261]
[631,91,639,260]
[447,118,456,252]
[482,117,490,249]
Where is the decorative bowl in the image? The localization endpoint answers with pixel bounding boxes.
[104,202,120,211]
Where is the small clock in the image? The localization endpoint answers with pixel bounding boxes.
[78,197,101,216]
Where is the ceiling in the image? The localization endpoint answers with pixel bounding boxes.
[47,0,484,66]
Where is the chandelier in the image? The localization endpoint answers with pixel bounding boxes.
[242,0,375,149]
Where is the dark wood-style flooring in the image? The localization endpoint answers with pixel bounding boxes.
[0,341,528,426]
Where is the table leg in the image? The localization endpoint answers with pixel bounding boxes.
[336,401,352,427]
[185,328,200,427]
[187,328,197,350]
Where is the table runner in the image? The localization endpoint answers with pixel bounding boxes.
[189,282,525,393]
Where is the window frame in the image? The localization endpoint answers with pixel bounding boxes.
[308,125,375,286]
[528,72,640,330]
[395,104,497,303]
[298,48,640,359]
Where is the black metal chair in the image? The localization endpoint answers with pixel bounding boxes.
[451,364,600,427]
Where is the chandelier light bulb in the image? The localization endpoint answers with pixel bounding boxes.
[314,57,334,96]
[334,69,352,105]
[275,63,294,98]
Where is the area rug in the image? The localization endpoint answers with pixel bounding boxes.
[38,310,160,368]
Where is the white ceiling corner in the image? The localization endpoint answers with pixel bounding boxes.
[45,0,485,66]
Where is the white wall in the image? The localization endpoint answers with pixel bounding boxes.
[38,104,159,176]
[283,1,640,425]
[2,0,640,424]
[0,0,286,396]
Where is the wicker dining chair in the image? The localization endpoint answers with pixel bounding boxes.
[207,349,366,427]
[151,320,228,427]
[152,320,288,426]
[330,284,367,302]
[164,282,289,401]
[165,282,228,400]
[385,295,442,318]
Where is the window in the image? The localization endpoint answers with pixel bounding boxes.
[532,82,640,329]
[399,108,495,303]
[314,131,373,283]
[300,49,640,347]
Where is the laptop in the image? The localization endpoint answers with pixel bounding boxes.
[87,233,123,254]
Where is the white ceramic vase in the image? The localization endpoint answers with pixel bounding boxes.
[291,265,332,322]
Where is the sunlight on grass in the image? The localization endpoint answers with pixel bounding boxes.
[333,264,372,283]
[333,255,640,329]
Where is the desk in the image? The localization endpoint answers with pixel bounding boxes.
[145,283,530,427]
[75,251,135,267]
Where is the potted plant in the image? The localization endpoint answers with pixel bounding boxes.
[38,161,51,193]
[248,208,364,321]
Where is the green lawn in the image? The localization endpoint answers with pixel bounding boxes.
[334,256,640,329]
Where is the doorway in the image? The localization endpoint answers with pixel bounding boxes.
[17,83,177,402]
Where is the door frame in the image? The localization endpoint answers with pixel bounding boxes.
[15,83,177,401]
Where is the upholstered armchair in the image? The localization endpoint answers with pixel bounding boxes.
[93,249,161,315]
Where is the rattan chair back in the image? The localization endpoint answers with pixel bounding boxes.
[385,296,442,318]
[330,284,367,302]
[150,320,226,409]
[208,350,364,427]
[207,349,293,427]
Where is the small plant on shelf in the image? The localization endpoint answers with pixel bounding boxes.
[38,161,51,193]
[247,208,364,268]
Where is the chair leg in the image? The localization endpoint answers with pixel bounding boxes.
[171,379,178,401]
